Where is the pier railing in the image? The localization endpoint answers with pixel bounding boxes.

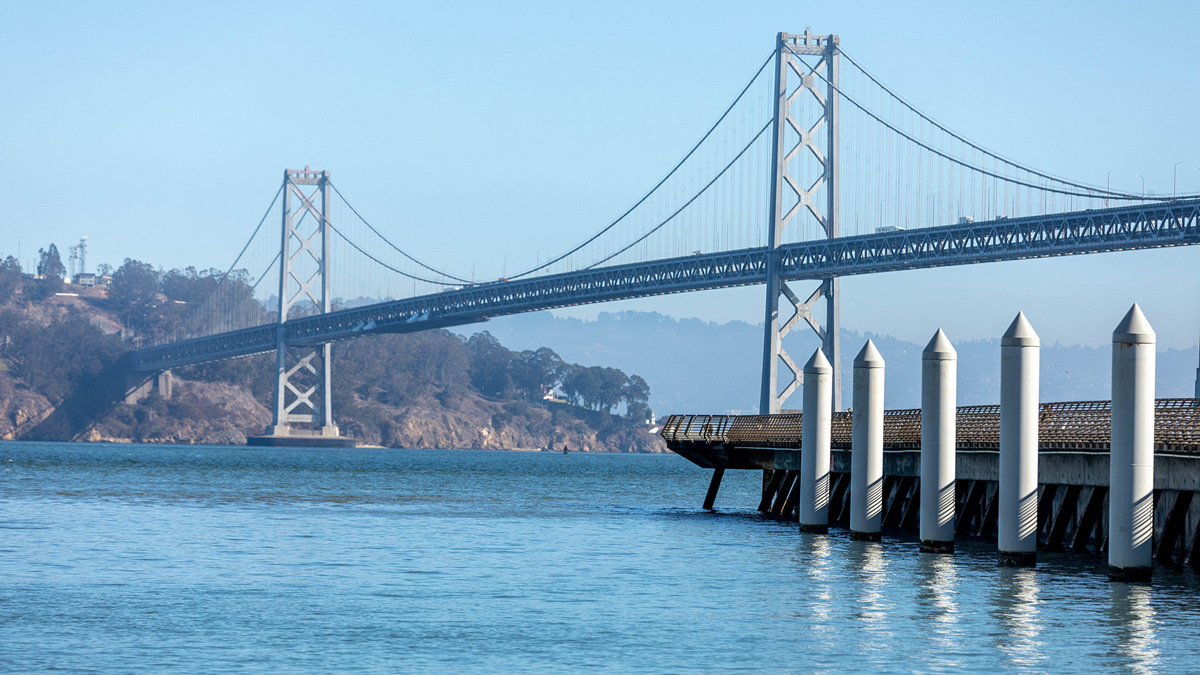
[661,399,1200,454]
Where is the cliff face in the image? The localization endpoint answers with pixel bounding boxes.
[341,392,663,452]
[83,379,272,446]
[0,374,54,440]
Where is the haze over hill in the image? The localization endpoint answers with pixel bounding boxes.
[462,310,1200,416]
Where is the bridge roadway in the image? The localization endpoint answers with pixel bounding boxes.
[131,199,1200,371]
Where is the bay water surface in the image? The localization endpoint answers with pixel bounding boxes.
[3,442,1199,672]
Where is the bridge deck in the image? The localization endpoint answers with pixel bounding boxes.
[131,199,1200,371]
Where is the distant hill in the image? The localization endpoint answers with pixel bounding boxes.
[462,310,1200,415]
[0,265,663,451]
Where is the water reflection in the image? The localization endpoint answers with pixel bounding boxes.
[1108,583,1160,674]
[797,533,833,628]
[915,553,961,657]
[844,540,893,650]
[990,567,1044,670]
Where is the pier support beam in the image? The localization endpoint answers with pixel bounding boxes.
[999,312,1039,566]
[799,348,833,533]
[851,340,884,540]
[1109,304,1156,581]
[703,468,724,510]
[921,329,957,553]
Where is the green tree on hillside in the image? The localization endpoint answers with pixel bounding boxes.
[108,259,161,331]
[38,244,65,280]
[26,244,66,300]
[623,374,652,422]
[0,313,125,403]
[0,256,21,304]
[511,347,565,397]
[562,365,627,412]
[466,334,570,401]
[466,331,516,398]
[160,266,223,304]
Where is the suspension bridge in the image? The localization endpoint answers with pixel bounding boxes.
[126,31,1200,444]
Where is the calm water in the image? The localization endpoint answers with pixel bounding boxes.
[3,443,1199,673]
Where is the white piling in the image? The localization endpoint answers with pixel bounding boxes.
[1110,304,1155,582]
[999,312,1040,566]
[799,348,832,533]
[851,339,885,540]
[921,329,957,553]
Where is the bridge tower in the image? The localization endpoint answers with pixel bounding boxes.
[760,30,841,414]
[263,167,341,441]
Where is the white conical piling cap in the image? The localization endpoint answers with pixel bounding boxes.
[804,347,832,374]
[1113,303,1156,344]
[1001,311,1040,347]
[923,328,957,361]
[854,338,885,369]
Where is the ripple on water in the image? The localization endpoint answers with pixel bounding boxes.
[1,442,1199,673]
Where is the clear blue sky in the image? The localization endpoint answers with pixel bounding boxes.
[3,1,1198,348]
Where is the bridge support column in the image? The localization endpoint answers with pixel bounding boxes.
[759,30,841,415]
[156,370,172,401]
[123,373,154,405]
[799,348,832,533]
[999,313,1039,566]
[1109,304,1155,581]
[920,329,957,553]
[261,168,344,444]
[850,340,884,540]
[123,370,172,405]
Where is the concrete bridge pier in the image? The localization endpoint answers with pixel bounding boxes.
[123,369,172,405]
[799,348,832,533]
[1109,304,1156,581]
[850,339,884,540]
[999,312,1039,566]
[921,329,957,553]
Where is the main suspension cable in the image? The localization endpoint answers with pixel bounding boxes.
[165,184,283,341]
[584,119,772,270]
[506,50,776,280]
[789,43,1195,201]
[324,221,458,286]
[837,49,1149,199]
[329,181,473,284]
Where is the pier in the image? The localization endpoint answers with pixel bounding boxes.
[662,304,1200,581]
[661,399,1200,568]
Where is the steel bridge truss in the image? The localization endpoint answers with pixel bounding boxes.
[131,199,1200,373]
[266,168,339,438]
[762,30,841,414]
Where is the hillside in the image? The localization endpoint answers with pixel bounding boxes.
[464,310,1200,413]
[0,261,663,452]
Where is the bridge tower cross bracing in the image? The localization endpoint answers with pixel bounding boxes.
[760,30,841,414]
[265,167,340,439]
